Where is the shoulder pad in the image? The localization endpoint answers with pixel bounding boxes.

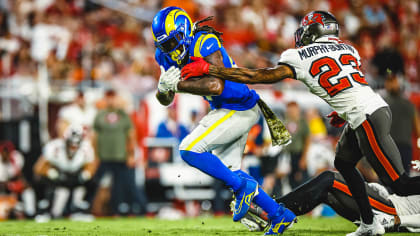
[192,33,222,58]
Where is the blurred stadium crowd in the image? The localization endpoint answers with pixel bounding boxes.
[0,0,419,221]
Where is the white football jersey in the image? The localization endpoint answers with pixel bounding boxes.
[43,139,94,173]
[278,36,388,129]
[388,194,420,216]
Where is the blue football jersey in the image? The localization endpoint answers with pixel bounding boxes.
[155,31,259,111]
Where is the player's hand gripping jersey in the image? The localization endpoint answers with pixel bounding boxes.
[279,37,387,128]
[155,31,259,111]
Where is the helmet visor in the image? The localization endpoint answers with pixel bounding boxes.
[157,37,178,53]
[157,32,184,53]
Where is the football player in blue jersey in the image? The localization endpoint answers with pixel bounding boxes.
[151,7,296,235]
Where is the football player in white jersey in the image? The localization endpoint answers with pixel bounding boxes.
[34,125,98,220]
[181,10,420,236]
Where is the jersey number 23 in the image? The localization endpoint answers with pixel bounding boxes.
[309,54,368,96]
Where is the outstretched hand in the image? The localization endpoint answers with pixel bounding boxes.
[181,57,210,80]
[327,111,346,128]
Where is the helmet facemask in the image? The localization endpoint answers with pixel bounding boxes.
[155,21,191,66]
[294,27,305,48]
[295,24,323,48]
[64,126,84,158]
[156,31,187,64]
[152,7,194,66]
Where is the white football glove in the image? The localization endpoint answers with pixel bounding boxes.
[158,66,170,93]
[158,66,181,93]
[412,160,420,171]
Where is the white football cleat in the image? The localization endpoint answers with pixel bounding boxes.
[346,216,385,236]
[70,212,95,222]
[373,210,396,232]
[239,203,269,232]
[34,213,51,223]
[240,216,263,232]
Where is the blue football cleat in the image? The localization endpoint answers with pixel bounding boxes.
[232,178,259,222]
[264,205,297,235]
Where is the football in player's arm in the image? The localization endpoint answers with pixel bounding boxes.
[156,50,225,106]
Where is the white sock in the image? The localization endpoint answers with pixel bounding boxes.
[52,187,70,217]
[22,188,36,216]
[72,186,86,208]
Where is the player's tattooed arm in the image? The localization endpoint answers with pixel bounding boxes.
[177,51,225,96]
[208,64,295,84]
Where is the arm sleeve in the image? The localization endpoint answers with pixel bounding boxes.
[278,49,304,80]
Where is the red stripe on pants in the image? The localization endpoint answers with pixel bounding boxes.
[361,120,399,181]
[332,180,397,215]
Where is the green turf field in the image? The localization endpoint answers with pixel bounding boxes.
[0,216,417,236]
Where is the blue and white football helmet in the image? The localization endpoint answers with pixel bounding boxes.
[151,6,193,65]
